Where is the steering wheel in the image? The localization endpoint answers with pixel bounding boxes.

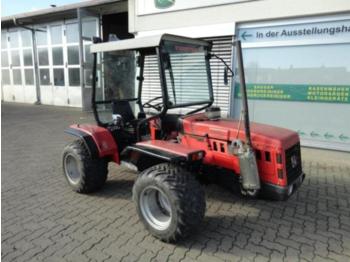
[142,96,163,112]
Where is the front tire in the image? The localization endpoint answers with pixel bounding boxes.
[62,140,108,193]
[133,163,205,242]
[240,185,260,198]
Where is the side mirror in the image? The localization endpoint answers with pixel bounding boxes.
[224,67,228,86]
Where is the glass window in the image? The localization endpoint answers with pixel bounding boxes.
[11,50,21,66]
[52,47,64,65]
[84,45,93,65]
[12,69,22,85]
[84,68,93,86]
[1,69,10,84]
[38,48,49,66]
[67,46,80,65]
[102,51,136,100]
[23,49,33,66]
[234,44,350,103]
[66,23,79,43]
[9,31,19,48]
[50,25,62,45]
[2,31,8,49]
[53,69,65,86]
[242,44,350,86]
[82,20,97,39]
[21,30,32,47]
[40,69,50,85]
[24,69,34,85]
[1,51,9,67]
[69,68,80,86]
[36,28,47,46]
[162,40,211,107]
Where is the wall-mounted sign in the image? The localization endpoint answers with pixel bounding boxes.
[137,0,248,16]
[238,19,350,43]
[234,83,350,104]
[154,0,175,9]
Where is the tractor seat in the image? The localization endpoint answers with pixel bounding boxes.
[112,100,136,124]
[161,114,182,134]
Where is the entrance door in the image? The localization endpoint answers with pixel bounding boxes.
[8,30,25,102]
[36,25,53,105]
[65,21,82,107]
[1,30,12,101]
[21,30,36,103]
[50,24,68,106]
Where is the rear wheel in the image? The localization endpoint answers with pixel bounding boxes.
[62,140,108,193]
[133,163,205,242]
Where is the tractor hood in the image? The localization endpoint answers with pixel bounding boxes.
[181,113,299,150]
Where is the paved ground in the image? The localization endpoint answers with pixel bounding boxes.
[2,102,350,262]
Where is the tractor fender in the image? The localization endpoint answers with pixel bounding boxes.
[65,124,119,163]
[121,140,205,171]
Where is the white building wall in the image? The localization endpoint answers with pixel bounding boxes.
[129,0,350,36]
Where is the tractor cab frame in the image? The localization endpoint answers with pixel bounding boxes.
[90,34,214,141]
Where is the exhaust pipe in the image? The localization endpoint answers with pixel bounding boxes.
[235,40,260,191]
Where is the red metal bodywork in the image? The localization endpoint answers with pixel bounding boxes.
[147,113,300,187]
[70,112,300,188]
[137,140,203,158]
[70,124,120,163]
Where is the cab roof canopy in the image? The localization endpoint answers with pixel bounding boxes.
[90,34,211,53]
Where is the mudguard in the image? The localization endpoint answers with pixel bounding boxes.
[65,124,119,163]
[121,140,205,163]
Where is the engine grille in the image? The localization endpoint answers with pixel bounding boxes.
[285,143,302,185]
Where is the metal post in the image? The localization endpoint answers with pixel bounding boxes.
[32,29,41,104]
[77,8,85,109]
[137,54,145,112]
[235,40,252,146]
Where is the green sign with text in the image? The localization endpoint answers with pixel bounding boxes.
[155,0,175,9]
[234,83,350,103]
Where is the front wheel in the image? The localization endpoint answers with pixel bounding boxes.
[133,163,205,242]
[62,140,108,193]
[240,186,260,198]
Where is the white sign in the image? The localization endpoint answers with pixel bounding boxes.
[238,19,350,43]
[137,0,247,16]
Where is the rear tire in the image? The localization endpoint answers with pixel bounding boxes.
[62,140,108,193]
[133,163,205,242]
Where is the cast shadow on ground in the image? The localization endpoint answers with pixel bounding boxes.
[91,168,349,260]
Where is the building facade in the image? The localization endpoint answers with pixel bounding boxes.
[1,0,350,151]
[1,0,130,109]
[128,0,350,151]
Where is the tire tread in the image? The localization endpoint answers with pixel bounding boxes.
[133,163,205,242]
[63,140,108,193]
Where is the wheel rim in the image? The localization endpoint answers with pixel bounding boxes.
[246,189,258,196]
[64,154,81,185]
[139,186,172,231]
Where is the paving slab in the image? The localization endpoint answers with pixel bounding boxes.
[2,102,350,262]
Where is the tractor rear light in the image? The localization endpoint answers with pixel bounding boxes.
[276,153,282,164]
[277,168,284,179]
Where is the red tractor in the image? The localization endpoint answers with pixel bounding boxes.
[63,34,305,242]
